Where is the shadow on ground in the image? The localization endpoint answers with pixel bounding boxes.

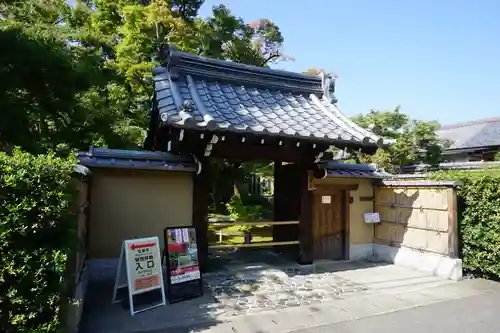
[78,250,393,333]
[78,277,224,333]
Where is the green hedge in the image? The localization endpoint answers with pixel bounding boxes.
[0,149,79,333]
[433,169,500,280]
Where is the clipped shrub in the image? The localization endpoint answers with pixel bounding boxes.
[433,169,500,280]
[226,195,263,223]
[0,148,79,333]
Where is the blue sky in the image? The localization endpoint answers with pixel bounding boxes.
[199,0,500,124]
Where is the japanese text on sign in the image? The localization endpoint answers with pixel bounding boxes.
[126,240,162,294]
[166,227,201,285]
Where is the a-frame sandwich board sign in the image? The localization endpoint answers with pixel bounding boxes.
[112,236,166,316]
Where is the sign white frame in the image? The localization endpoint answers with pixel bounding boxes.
[112,236,166,316]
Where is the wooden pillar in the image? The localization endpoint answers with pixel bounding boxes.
[447,188,459,258]
[192,157,210,273]
[298,164,313,265]
[273,162,286,252]
[273,162,301,259]
[273,162,285,225]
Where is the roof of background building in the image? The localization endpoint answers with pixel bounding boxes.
[437,117,500,151]
[151,46,385,149]
[401,161,500,173]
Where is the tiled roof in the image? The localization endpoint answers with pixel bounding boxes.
[152,46,384,148]
[77,148,196,172]
[325,162,392,178]
[402,161,500,173]
[437,117,500,150]
[74,164,91,177]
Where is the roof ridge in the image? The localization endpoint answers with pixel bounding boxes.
[439,116,500,130]
[159,46,329,96]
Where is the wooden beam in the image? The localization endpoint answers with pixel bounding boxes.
[210,143,304,161]
[313,184,359,194]
[208,241,299,249]
[192,156,209,273]
[209,221,299,227]
[167,128,333,158]
[375,202,448,212]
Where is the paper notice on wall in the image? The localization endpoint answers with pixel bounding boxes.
[174,229,183,244]
[182,228,189,243]
[321,196,331,204]
[363,212,381,223]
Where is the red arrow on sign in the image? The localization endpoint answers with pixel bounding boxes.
[130,242,156,250]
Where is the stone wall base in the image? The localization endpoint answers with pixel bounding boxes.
[349,243,463,281]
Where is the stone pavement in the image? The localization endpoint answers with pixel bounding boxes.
[203,263,368,317]
[293,284,500,333]
[173,278,500,333]
[79,259,492,333]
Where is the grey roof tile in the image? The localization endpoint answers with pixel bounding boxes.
[438,117,500,150]
[152,47,384,147]
[77,148,196,172]
[325,162,391,178]
[402,161,500,173]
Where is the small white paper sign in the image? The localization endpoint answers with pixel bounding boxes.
[174,229,184,244]
[321,196,331,204]
[363,212,381,223]
[182,228,189,243]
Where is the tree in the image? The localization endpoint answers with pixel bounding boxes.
[1,0,292,154]
[2,0,291,218]
[194,5,292,66]
[350,107,444,172]
[0,0,109,154]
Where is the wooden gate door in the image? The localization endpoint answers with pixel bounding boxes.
[312,188,347,260]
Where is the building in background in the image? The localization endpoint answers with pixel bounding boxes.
[437,117,500,162]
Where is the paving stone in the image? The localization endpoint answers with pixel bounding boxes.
[203,264,369,317]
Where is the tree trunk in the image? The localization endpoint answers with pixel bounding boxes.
[244,231,252,244]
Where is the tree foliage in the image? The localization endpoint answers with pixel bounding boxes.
[0,1,292,331]
[350,106,444,172]
[0,149,79,333]
[432,169,500,280]
[0,0,290,154]
[0,1,107,153]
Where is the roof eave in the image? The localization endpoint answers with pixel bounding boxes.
[164,121,381,151]
[77,147,197,173]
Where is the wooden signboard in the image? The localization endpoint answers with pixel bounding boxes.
[112,237,166,316]
[164,226,203,304]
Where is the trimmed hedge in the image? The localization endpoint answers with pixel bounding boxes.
[0,149,79,333]
[433,169,500,280]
